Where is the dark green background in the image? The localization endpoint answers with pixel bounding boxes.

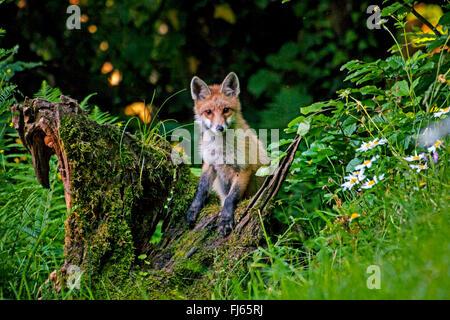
[1,0,392,129]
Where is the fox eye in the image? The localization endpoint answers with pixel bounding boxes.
[205,109,212,115]
[223,108,230,114]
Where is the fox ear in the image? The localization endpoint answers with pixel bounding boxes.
[220,72,240,97]
[190,76,211,101]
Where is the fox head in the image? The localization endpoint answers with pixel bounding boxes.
[190,72,240,133]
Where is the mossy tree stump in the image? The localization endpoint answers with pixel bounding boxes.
[11,96,300,299]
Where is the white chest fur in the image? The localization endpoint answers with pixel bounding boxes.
[201,130,245,167]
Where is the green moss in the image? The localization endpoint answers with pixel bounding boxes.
[59,114,177,282]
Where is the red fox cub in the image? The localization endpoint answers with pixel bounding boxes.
[186,72,270,235]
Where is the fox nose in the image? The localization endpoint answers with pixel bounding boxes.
[216,125,224,132]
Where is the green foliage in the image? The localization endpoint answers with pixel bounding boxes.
[0,45,41,82]
[272,12,449,217]
[221,7,450,299]
[216,174,450,298]
[0,28,128,298]
[0,40,67,298]
[33,81,62,103]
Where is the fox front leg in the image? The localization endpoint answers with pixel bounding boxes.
[218,172,250,236]
[186,163,216,228]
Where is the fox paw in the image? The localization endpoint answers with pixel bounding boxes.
[186,207,199,228]
[218,216,234,236]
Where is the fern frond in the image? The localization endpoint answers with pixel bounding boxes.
[33,81,62,103]
[87,105,119,124]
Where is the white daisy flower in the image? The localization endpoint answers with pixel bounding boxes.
[433,106,449,118]
[360,175,384,189]
[409,163,428,173]
[355,155,380,170]
[356,141,372,152]
[361,175,380,189]
[369,138,388,149]
[404,152,425,162]
[341,176,360,191]
[344,168,366,181]
[342,169,366,191]
[355,170,366,181]
[355,169,366,181]
[427,140,444,153]
[356,138,387,152]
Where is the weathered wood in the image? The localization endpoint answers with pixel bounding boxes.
[11,96,81,208]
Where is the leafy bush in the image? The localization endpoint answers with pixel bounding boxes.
[277,4,449,226]
[218,3,450,299]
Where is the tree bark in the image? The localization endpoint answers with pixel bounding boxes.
[11,96,301,299]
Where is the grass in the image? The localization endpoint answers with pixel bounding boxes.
[0,153,67,299]
[1,141,448,300]
[213,143,449,299]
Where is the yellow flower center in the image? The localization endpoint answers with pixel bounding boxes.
[368,180,375,186]
[350,178,357,184]
[350,213,359,220]
[413,155,420,160]
[435,140,441,147]
[363,160,371,165]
